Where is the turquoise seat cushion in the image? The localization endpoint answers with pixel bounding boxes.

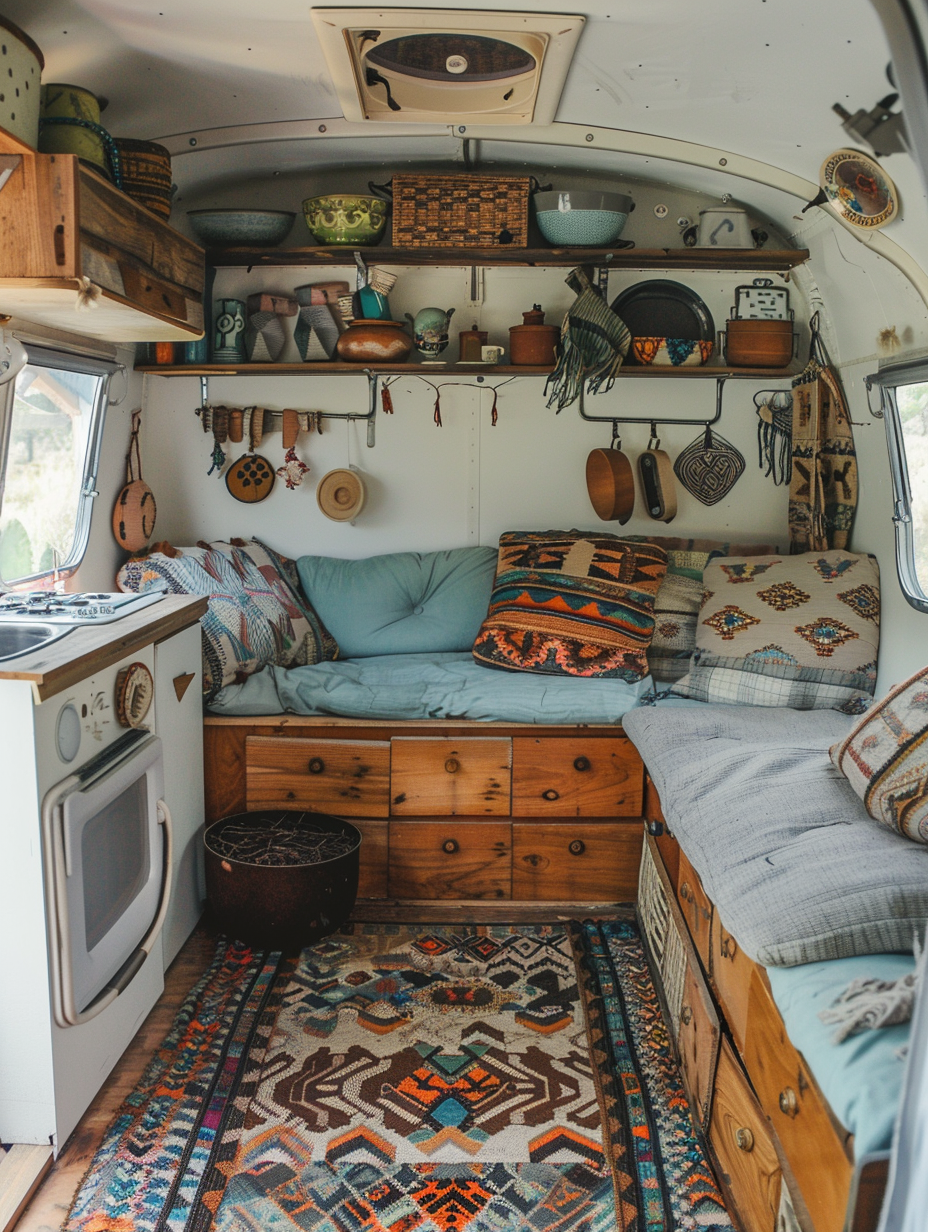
[767,953,913,1157]
[297,547,498,658]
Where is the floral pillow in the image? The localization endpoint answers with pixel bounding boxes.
[831,665,928,844]
[117,538,338,699]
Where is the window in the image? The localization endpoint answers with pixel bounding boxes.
[0,345,115,586]
[867,358,928,613]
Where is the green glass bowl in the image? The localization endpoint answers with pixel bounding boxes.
[303,195,388,246]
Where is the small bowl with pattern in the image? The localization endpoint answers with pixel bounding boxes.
[302,194,389,246]
[631,337,715,367]
[533,190,633,247]
[186,209,296,247]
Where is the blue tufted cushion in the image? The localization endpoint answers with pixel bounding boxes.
[296,547,498,658]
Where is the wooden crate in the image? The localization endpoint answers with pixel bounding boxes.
[390,173,531,249]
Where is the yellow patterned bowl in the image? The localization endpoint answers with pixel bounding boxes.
[631,337,714,367]
[302,195,389,246]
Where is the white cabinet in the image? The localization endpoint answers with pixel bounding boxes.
[154,625,205,967]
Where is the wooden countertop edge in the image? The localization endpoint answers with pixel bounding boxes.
[0,595,207,701]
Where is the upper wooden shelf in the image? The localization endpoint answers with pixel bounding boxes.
[206,245,809,271]
[137,361,801,380]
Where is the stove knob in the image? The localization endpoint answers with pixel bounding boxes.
[56,703,81,763]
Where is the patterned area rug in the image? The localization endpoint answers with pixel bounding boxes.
[67,921,731,1232]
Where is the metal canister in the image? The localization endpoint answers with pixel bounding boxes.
[39,82,108,174]
[0,16,44,148]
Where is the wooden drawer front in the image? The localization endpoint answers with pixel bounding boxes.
[355,819,388,899]
[745,972,853,1232]
[512,737,643,817]
[245,736,390,818]
[710,912,757,1054]
[677,850,713,970]
[390,738,511,816]
[677,956,721,1127]
[709,1039,781,1232]
[388,821,511,899]
[511,822,641,901]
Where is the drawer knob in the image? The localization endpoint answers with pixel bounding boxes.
[542,789,560,801]
[568,839,586,856]
[442,838,459,855]
[307,757,325,775]
[679,881,693,903]
[680,1004,693,1026]
[734,1127,755,1153]
[779,1087,799,1117]
[573,756,591,772]
[444,757,460,774]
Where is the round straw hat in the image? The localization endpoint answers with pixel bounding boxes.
[317,468,366,521]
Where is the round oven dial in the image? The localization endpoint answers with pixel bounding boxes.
[55,703,82,763]
[115,662,154,728]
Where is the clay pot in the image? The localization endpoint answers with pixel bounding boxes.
[335,319,412,363]
[509,323,560,365]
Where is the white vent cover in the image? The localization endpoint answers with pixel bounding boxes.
[311,8,585,125]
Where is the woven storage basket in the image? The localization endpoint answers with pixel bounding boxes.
[114,138,173,219]
[391,173,531,248]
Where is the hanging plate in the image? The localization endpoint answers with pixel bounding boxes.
[673,427,745,506]
[819,148,898,230]
[610,280,715,364]
[225,454,276,502]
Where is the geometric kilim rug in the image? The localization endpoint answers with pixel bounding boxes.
[66,921,732,1232]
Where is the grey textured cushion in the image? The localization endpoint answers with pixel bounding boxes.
[622,704,928,966]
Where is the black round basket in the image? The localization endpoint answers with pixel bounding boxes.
[204,810,361,948]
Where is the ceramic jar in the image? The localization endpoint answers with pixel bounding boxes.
[212,298,246,363]
[407,307,455,359]
[459,325,488,362]
[0,16,43,148]
[335,320,412,364]
[509,306,560,366]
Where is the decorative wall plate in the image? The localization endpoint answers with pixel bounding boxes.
[115,662,154,728]
[225,453,275,502]
[819,149,898,230]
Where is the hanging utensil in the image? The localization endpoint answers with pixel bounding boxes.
[586,422,635,523]
[673,424,745,505]
[637,424,677,522]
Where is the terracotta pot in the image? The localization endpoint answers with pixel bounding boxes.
[509,323,560,366]
[336,319,412,363]
[724,319,794,368]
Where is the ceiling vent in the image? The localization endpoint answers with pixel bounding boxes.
[311,8,585,125]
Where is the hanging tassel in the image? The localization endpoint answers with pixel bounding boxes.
[207,439,226,475]
[75,277,102,310]
[490,387,499,426]
[382,384,394,414]
[755,392,793,485]
[434,391,442,427]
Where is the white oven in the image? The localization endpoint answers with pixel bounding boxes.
[42,730,172,1028]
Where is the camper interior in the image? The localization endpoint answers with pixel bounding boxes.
[0,1,927,1229]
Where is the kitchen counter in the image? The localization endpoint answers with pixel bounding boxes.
[0,594,207,702]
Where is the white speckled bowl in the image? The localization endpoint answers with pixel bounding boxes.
[187,209,295,247]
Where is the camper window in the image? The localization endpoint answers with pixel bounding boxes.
[0,346,113,586]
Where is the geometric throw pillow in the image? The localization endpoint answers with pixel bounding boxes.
[472,530,668,681]
[117,538,338,699]
[830,665,928,843]
[672,549,880,710]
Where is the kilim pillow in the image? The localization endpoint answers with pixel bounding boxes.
[673,549,880,710]
[117,538,338,699]
[830,665,928,843]
[472,531,667,680]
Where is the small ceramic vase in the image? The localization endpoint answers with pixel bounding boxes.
[245,292,298,362]
[212,298,246,362]
[335,320,412,363]
[407,306,456,358]
[293,284,340,361]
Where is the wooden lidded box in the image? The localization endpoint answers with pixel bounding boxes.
[391,173,531,248]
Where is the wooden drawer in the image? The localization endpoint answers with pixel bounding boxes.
[390,738,511,816]
[677,953,721,1127]
[709,1039,781,1232]
[710,911,757,1054]
[388,821,511,899]
[744,971,853,1232]
[511,737,643,817]
[245,736,390,818]
[511,821,641,901]
[355,819,388,899]
[677,850,713,970]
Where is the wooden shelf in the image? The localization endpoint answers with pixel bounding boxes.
[205,245,809,271]
[137,361,800,379]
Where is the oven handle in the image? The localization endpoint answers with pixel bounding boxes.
[53,798,173,1028]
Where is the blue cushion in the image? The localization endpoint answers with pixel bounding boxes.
[767,953,913,1157]
[296,547,498,658]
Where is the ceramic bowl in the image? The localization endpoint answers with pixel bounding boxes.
[186,209,296,247]
[533,190,633,246]
[302,195,389,246]
[631,336,714,367]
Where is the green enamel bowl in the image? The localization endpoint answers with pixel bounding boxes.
[302,194,389,246]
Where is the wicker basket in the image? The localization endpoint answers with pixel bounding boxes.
[114,138,173,219]
[390,173,531,248]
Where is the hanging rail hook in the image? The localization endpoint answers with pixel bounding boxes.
[863,373,886,419]
[577,376,730,427]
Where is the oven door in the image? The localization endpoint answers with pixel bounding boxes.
[43,733,173,1028]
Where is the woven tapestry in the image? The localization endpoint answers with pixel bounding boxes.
[473,531,668,680]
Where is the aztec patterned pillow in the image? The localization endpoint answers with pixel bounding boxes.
[472,530,667,681]
[830,665,928,844]
[117,538,338,699]
[647,538,779,683]
[673,549,880,710]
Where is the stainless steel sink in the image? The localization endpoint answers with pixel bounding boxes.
[0,622,71,662]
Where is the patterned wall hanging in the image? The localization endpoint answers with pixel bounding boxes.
[673,425,745,505]
[755,389,793,485]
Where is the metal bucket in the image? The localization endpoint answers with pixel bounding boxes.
[0,16,44,148]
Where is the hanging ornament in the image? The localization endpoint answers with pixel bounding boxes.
[225,453,275,502]
[754,390,793,485]
[673,425,745,506]
[112,409,157,551]
[277,447,310,490]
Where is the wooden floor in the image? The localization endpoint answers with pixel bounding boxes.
[13,928,218,1232]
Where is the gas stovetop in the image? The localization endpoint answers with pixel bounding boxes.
[0,591,164,625]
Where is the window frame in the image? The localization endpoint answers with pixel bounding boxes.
[866,356,928,614]
[0,343,118,586]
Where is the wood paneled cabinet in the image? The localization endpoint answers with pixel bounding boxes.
[206,719,646,904]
